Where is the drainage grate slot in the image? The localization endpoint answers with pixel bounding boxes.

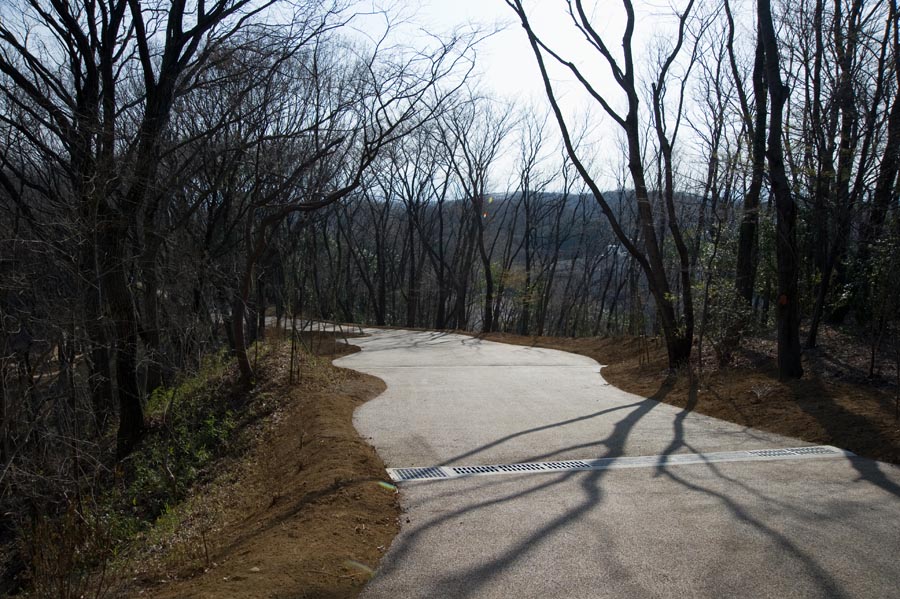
[544,461,589,470]
[788,446,837,455]
[393,467,447,481]
[452,465,500,475]
[387,445,851,483]
[748,449,795,457]
[497,463,546,472]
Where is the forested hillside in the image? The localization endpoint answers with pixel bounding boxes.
[2,0,900,595]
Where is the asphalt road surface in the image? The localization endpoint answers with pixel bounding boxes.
[335,328,900,599]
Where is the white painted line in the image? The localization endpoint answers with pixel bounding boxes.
[386,446,855,482]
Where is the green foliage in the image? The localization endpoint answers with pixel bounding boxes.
[865,227,900,322]
[20,351,242,595]
[125,353,235,519]
[707,281,754,364]
[697,231,753,365]
[752,210,778,327]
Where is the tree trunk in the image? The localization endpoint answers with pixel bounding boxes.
[406,217,418,327]
[232,296,252,383]
[628,128,692,369]
[759,0,803,379]
[518,223,533,335]
[736,36,767,304]
[102,231,145,458]
[478,234,494,335]
[257,269,267,341]
[233,226,259,385]
[141,244,163,395]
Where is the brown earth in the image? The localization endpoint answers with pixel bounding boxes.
[124,333,398,599]
[482,329,900,466]
[131,321,894,598]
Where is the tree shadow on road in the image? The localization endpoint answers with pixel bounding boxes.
[786,377,900,498]
[649,382,857,599]
[369,377,890,599]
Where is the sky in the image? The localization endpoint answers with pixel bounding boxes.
[350,1,748,191]
[415,1,690,105]
[418,0,552,102]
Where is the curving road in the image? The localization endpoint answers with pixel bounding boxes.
[335,328,900,599]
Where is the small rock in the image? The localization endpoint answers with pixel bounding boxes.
[249,566,261,573]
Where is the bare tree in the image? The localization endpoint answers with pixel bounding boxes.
[505,0,699,369]
[0,0,287,455]
[758,0,803,378]
[439,96,515,333]
[725,0,767,309]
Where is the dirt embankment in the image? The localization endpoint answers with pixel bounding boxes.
[128,335,398,598]
[483,330,900,466]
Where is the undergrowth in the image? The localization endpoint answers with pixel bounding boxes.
[16,342,278,598]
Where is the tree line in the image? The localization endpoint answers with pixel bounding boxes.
[0,0,478,551]
[297,0,900,383]
[2,0,900,556]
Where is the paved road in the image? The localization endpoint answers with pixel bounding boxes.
[335,329,900,599]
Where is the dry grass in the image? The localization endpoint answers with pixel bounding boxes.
[483,330,900,466]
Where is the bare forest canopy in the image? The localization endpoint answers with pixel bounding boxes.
[1,0,900,590]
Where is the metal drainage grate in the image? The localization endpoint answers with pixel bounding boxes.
[749,446,840,457]
[386,445,852,483]
[393,467,448,481]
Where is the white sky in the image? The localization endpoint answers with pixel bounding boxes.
[418,0,547,103]
[351,1,750,191]
[415,1,692,104]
